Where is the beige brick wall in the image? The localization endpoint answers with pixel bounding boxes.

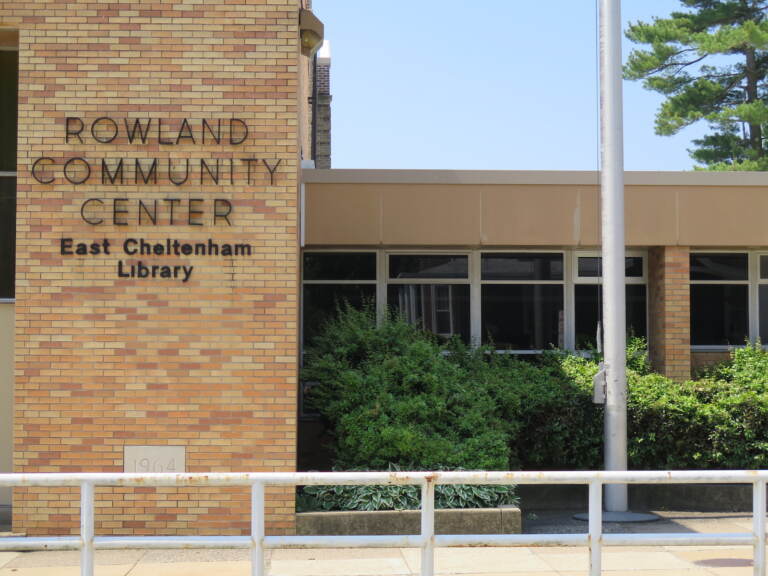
[648,246,691,381]
[2,0,302,535]
[691,350,730,375]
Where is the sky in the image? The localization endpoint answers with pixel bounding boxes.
[312,0,714,171]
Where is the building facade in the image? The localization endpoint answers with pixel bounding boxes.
[2,1,768,537]
[0,0,324,535]
[300,169,768,382]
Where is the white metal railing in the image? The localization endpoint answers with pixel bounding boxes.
[0,470,766,576]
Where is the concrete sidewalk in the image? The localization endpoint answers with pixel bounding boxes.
[0,545,759,576]
[0,512,761,575]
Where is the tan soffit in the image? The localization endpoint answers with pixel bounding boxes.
[304,170,768,247]
[382,185,481,245]
[305,184,380,245]
[626,186,678,246]
[481,185,579,245]
[303,169,768,187]
[678,186,768,246]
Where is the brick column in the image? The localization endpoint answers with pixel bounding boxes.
[648,246,691,381]
[5,0,301,537]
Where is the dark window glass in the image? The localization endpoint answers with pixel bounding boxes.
[389,255,468,279]
[0,50,17,172]
[690,253,748,281]
[0,177,14,299]
[760,256,768,280]
[481,253,563,281]
[691,284,748,345]
[302,284,375,345]
[388,284,470,343]
[303,252,376,281]
[574,284,647,349]
[577,256,643,278]
[481,284,563,349]
[761,285,768,342]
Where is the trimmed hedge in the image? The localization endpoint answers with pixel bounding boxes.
[304,306,768,473]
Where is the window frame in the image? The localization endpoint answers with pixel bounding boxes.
[689,250,752,351]
[570,250,648,351]
[300,248,649,354]
[0,43,17,302]
[385,250,472,342]
[300,249,379,351]
[478,249,567,353]
[756,252,768,344]
[0,172,14,302]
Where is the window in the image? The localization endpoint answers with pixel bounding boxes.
[573,254,647,349]
[301,249,649,353]
[387,254,470,342]
[0,177,14,299]
[481,253,564,349]
[0,46,17,300]
[301,252,376,347]
[760,255,768,342]
[690,253,749,346]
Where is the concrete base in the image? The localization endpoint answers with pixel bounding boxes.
[297,507,521,535]
[573,511,659,523]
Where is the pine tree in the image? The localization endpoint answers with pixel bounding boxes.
[624,1,768,170]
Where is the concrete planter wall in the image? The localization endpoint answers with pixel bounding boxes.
[297,506,521,536]
[519,484,759,512]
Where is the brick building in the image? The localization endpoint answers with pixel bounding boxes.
[0,0,324,535]
[1,1,768,537]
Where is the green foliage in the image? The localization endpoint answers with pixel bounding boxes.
[627,336,652,375]
[303,305,604,472]
[298,482,519,512]
[303,306,511,471]
[624,1,768,168]
[711,341,768,386]
[300,483,419,512]
[304,306,768,494]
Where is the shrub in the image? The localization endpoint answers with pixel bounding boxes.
[303,306,511,471]
[304,306,768,482]
[712,341,768,387]
[298,482,518,512]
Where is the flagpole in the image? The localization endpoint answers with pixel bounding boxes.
[599,0,628,512]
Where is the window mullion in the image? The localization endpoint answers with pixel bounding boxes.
[470,250,481,347]
[750,252,759,343]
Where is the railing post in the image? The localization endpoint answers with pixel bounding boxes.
[589,480,602,576]
[251,482,265,576]
[754,479,766,576]
[80,481,94,576]
[420,479,435,576]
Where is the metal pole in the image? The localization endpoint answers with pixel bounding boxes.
[420,480,435,576]
[251,482,265,576]
[599,0,628,512]
[80,482,95,576]
[753,480,766,576]
[589,481,603,575]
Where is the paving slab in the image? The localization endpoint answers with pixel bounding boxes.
[0,553,19,570]
[400,547,555,573]
[269,555,411,576]
[0,566,132,576]
[270,548,404,561]
[557,568,713,576]
[3,550,144,568]
[128,560,249,576]
[140,549,247,563]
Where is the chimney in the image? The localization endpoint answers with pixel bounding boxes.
[313,40,331,168]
